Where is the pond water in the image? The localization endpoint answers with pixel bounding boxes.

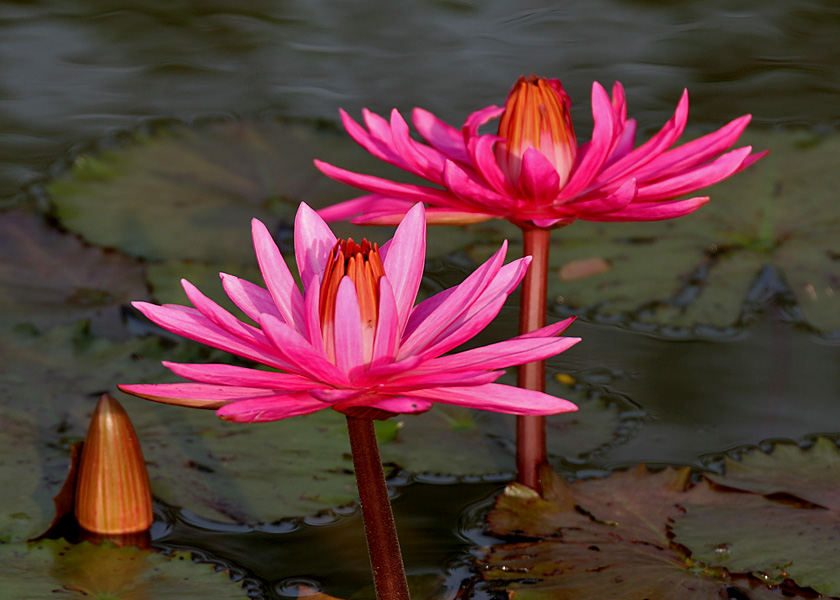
[3,0,840,598]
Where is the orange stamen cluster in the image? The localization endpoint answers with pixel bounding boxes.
[496,75,577,188]
[320,238,385,361]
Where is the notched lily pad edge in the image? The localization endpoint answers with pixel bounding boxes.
[698,432,840,475]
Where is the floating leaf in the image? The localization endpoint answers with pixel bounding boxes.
[479,465,805,599]
[671,438,840,595]
[46,119,405,264]
[0,210,148,337]
[0,539,248,599]
[466,130,840,334]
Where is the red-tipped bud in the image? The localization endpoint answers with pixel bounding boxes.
[74,394,153,534]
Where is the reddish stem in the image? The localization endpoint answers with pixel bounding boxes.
[516,226,551,492]
[346,416,411,600]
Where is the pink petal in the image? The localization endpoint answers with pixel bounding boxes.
[314,160,455,205]
[415,256,532,359]
[316,195,411,223]
[411,383,578,415]
[339,108,403,165]
[442,160,514,210]
[517,316,577,339]
[399,242,508,356]
[635,146,752,201]
[293,203,337,288]
[384,369,502,391]
[260,313,350,385]
[583,196,709,222]
[559,82,616,199]
[251,219,305,331]
[182,279,270,347]
[462,104,505,138]
[595,89,689,183]
[334,395,434,415]
[564,178,637,215]
[161,361,321,390]
[381,202,426,333]
[370,276,399,368]
[412,107,471,164]
[220,273,283,325]
[468,134,514,196]
[518,147,561,205]
[132,301,290,370]
[630,114,751,182]
[303,273,326,353]
[118,383,275,409]
[412,335,581,373]
[216,394,328,422]
[333,276,365,375]
[389,109,447,182]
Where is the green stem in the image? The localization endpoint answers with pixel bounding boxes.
[345,416,411,600]
[516,226,551,492]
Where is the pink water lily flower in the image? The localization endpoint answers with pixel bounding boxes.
[315,75,766,228]
[119,203,580,422]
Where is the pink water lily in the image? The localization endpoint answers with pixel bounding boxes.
[119,203,580,422]
[315,75,766,228]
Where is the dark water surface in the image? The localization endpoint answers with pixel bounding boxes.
[4,0,840,597]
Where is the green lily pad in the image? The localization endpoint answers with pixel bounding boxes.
[0,539,247,599]
[46,119,406,264]
[671,438,840,595]
[465,129,840,334]
[0,323,623,529]
[479,466,809,599]
[0,210,148,337]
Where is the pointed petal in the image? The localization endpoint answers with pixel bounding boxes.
[583,196,710,221]
[216,394,327,422]
[380,202,426,333]
[518,147,561,205]
[118,383,274,409]
[389,109,447,182]
[400,242,507,356]
[370,276,399,368]
[412,107,471,164]
[411,383,578,415]
[442,160,514,210]
[260,313,349,385]
[410,256,531,359]
[413,335,581,373]
[293,203,337,288]
[132,301,290,370]
[565,178,637,215]
[333,276,365,375]
[251,219,305,331]
[559,82,616,199]
[314,159,456,205]
[182,279,270,347]
[220,273,283,324]
[161,361,321,390]
[339,108,402,164]
[468,134,514,196]
[635,146,752,201]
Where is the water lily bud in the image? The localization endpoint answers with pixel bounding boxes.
[74,394,153,534]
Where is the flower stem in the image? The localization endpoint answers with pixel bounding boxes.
[516,226,551,492]
[345,415,411,600]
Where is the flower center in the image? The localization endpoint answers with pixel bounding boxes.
[496,75,577,190]
[319,238,385,363]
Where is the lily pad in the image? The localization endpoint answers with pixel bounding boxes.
[671,438,840,595]
[479,466,807,599]
[0,539,247,599]
[46,119,403,264]
[0,210,148,337]
[465,129,840,334]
